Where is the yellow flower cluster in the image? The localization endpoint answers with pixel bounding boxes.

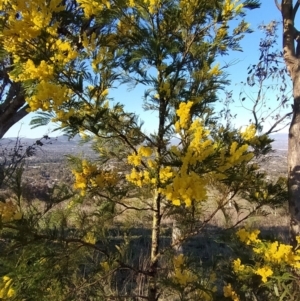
[126,136,211,208]
[92,47,114,72]
[254,266,273,283]
[144,0,160,14]
[28,81,70,111]
[159,118,215,206]
[91,171,118,189]
[208,63,222,76]
[73,160,117,195]
[127,146,158,187]
[241,124,256,141]
[218,142,253,172]
[126,169,145,187]
[223,283,239,301]
[166,106,218,205]
[50,39,78,67]
[77,0,111,18]
[128,0,135,7]
[127,146,153,167]
[172,254,197,285]
[234,229,300,285]
[253,240,300,269]
[171,254,217,300]
[159,171,207,206]
[236,228,261,245]
[83,232,96,244]
[125,0,160,13]
[175,101,193,131]
[12,60,54,82]
[2,0,64,42]
[1,0,80,112]
[178,0,201,26]
[0,276,15,299]
[54,108,75,124]
[0,201,22,223]
[165,100,254,206]
[222,0,243,18]
[232,258,255,282]
[216,27,228,39]
[232,258,245,273]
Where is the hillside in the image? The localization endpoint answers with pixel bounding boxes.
[1,133,288,176]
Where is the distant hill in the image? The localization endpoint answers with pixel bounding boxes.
[1,133,289,154]
[0,135,95,158]
[270,133,288,151]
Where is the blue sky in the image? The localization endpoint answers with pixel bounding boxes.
[4,1,289,138]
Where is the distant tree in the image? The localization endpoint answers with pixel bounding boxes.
[235,20,292,135]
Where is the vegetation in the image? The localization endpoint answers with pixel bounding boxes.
[1,1,300,301]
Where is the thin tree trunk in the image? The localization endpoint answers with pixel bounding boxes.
[288,74,300,246]
[172,219,183,255]
[148,192,161,301]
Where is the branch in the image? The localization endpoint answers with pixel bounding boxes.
[293,0,300,20]
[226,204,265,230]
[274,0,281,11]
[265,111,293,135]
[0,82,29,138]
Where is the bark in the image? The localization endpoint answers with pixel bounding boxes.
[0,82,29,138]
[288,73,300,246]
[172,219,183,255]
[148,192,161,301]
[281,0,300,246]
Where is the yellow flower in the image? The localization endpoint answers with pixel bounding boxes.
[172,254,197,286]
[0,276,15,298]
[236,228,261,245]
[233,258,245,273]
[241,124,256,141]
[128,0,135,6]
[176,101,193,131]
[138,146,153,157]
[209,63,222,76]
[255,266,273,283]
[7,287,15,297]
[223,283,239,301]
[127,153,142,166]
[83,232,96,244]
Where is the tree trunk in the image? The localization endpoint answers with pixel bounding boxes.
[288,74,300,246]
[148,192,161,301]
[172,219,183,255]
[280,0,300,246]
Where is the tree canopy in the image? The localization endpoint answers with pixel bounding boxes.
[0,0,260,137]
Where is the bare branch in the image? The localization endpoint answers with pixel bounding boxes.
[265,111,293,135]
[293,0,300,19]
[274,0,282,11]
